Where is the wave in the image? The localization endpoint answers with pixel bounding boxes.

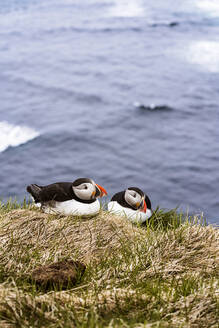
[134,103,173,111]
[0,121,39,153]
[150,21,179,28]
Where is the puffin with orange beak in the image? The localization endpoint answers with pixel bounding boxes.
[26,178,107,216]
[108,187,152,223]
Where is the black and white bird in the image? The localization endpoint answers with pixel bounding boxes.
[26,178,107,216]
[108,187,152,223]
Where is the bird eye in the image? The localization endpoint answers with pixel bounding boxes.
[84,185,88,189]
[133,193,136,198]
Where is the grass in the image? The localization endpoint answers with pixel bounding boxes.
[0,200,218,327]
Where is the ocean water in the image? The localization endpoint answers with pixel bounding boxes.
[0,0,219,223]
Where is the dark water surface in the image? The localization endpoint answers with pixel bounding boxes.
[0,0,219,223]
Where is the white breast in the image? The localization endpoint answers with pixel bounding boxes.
[108,201,152,223]
[41,199,100,216]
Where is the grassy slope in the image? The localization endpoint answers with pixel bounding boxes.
[0,202,218,328]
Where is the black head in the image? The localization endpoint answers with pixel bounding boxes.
[72,178,95,187]
[128,187,145,198]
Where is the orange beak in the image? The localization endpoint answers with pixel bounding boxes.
[96,184,107,197]
[140,199,147,213]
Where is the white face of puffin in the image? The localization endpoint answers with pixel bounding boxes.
[124,189,144,210]
[72,179,107,201]
[73,181,96,200]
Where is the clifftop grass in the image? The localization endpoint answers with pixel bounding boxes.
[0,202,218,327]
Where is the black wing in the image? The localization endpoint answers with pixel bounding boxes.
[27,182,74,202]
[145,194,152,210]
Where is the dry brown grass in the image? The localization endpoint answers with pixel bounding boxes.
[0,209,140,267]
[0,207,218,327]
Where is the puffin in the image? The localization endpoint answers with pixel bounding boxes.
[26,178,107,216]
[108,187,152,223]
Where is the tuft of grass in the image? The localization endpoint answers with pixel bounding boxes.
[0,200,218,327]
[0,197,33,213]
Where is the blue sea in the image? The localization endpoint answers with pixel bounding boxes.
[0,0,219,223]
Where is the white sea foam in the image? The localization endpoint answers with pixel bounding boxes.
[108,0,145,18]
[0,121,39,153]
[196,0,219,17]
[187,41,219,73]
